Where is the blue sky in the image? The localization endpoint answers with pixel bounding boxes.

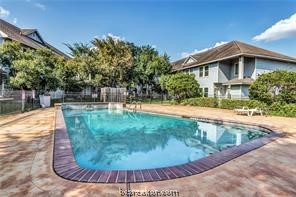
[0,0,296,61]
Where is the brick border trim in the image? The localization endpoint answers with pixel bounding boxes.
[53,106,282,183]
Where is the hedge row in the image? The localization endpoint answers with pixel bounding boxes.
[220,99,268,110]
[269,102,296,117]
[180,97,296,117]
[181,97,218,108]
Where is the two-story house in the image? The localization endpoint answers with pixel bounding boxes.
[172,41,296,99]
[0,19,69,96]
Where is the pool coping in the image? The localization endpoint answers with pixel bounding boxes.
[53,105,283,183]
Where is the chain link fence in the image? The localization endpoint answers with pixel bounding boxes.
[51,88,127,106]
[0,90,40,115]
[0,88,128,115]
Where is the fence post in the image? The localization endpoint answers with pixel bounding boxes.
[21,89,25,112]
[32,90,35,109]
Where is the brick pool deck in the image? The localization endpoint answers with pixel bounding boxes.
[0,104,296,196]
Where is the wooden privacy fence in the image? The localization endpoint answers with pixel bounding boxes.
[100,87,127,103]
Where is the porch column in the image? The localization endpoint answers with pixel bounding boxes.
[238,56,244,79]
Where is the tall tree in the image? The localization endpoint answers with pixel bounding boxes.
[92,36,134,87]
[9,48,62,92]
[66,42,103,90]
[0,41,25,78]
[55,58,80,91]
[134,45,171,95]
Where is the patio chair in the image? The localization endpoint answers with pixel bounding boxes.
[248,108,264,116]
[234,106,249,115]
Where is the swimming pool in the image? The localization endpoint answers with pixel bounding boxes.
[54,104,280,183]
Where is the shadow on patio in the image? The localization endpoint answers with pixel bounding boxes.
[0,106,296,197]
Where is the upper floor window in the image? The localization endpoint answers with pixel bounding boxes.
[204,66,209,77]
[199,66,203,77]
[234,63,239,75]
[199,65,209,77]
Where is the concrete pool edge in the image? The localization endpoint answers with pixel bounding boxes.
[53,105,283,183]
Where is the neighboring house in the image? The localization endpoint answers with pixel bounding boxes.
[172,41,296,99]
[0,19,69,96]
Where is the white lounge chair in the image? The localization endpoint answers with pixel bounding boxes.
[248,108,263,116]
[234,106,249,115]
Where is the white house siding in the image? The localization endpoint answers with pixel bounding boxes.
[255,58,296,77]
[241,85,250,99]
[188,63,218,97]
[229,59,239,79]
[0,37,3,44]
[244,57,255,79]
[183,57,296,99]
[218,62,231,83]
[218,57,255,82]
[230,85,241,99]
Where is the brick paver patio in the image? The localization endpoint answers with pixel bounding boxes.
[0,104,295,196]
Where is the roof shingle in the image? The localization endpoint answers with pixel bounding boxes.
[0,19,69,59]
[172,41,296,71]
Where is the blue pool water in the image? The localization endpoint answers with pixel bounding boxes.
[62,108,267,170]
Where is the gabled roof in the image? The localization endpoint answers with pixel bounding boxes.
[21,28,37,35]
[183,56,197,64]
[0,19,69,59]
[172,41,296,71]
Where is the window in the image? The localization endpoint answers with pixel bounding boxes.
[234,63,239,75]
[204,66,209,77]
[204,88,208,97]
[199,66,203,77]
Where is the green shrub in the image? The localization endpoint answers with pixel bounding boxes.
[219,99,267,110]
[181,97,219,108]
[249,70,296,104]
[159,73,201,102]
[169,100,178,105]
[269,102,296,117]
[246,100,268,110]
[183,97,296,117]
[220,99,250,109]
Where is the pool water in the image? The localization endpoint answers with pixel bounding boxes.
[62,108,267,170]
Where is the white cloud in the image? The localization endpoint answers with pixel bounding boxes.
[181,49,201,58]
[13,18,17,24]
[34,3,46,11]
[253,13,296,41]
[181,41,228,58]
[101,33,125,41]
[0,7,10,18]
